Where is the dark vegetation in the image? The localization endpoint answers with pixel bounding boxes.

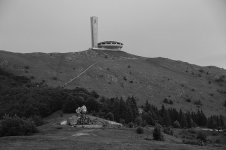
[24,65,30,69]
[185,98,191,103]
[52,76,58,80]
[215,75,225,82]
[141,101,225,129]
[194,100,202,106]
[196,131,207,142]
[163,127,173,135]
[0,115,38,137]
[136,127,144,134]
[0,68,225,137]
[153,124,164,141]
[163,98,173,105]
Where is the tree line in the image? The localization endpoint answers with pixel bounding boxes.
[141,101,225,129]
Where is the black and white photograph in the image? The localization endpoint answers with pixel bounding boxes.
[0,0,226,149]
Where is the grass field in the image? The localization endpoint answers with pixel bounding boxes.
[0,113,225,150]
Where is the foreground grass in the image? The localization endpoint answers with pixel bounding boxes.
[0,124,225,150]
[0,112,225,150]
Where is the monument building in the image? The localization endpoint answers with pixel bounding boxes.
[90,16,123,50]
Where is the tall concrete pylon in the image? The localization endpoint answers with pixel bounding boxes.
[90,16,98,48]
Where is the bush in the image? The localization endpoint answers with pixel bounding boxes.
[105,112,114,121]
[185,98,191,103]
[52,76,58,80]
[134,116,143,126]
[24,65,30,69]
[136,127,144,134]
[153,124,164,141]
[119,118,125,125]
[163,127,173,135]
[0,115,38,137]
[197,131,207,142]
[163,98,173,105]
[173,120,181,128]
[215,139,221,143]
[215,75,225,82]
[128,122,134,128]
[123,76,127,81]
[194,100,202,106]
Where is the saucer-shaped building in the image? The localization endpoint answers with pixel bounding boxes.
[98,41,123,50]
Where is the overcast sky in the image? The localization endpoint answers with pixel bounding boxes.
[0,0,226,68]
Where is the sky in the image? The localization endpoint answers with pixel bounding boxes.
[0,0,226,68]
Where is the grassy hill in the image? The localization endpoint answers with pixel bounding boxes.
[0,49,226,116]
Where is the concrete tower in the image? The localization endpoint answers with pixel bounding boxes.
[90,16,98,48]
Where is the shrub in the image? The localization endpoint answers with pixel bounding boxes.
[215,75,225,82]
[123,76,127,81]
[134,116,143,126]
[24,65,30,69]
[173,120,181,128]
[128,122,134,128]
[153,124,164,141]
[105,112,114,121]
[194,100,202,106]
[198,69,204,73]
[163,127,173,135]
[136,127,144,134]
[215,139,221,144]
[30,76,35,79]
[0,115,38,137]
[119,118,125,124]
[185,98,191,103]
[209,93,214,97]
[52,76,57,80]
[197,131,207,142]
[163,98,173,105]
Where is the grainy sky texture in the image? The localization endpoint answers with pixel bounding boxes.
[0,0,226,68]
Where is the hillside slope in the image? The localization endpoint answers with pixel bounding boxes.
[0,49,226,116]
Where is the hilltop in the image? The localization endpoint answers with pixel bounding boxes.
[0,49,226,116]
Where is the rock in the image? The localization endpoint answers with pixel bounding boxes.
[60,120,67,125]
